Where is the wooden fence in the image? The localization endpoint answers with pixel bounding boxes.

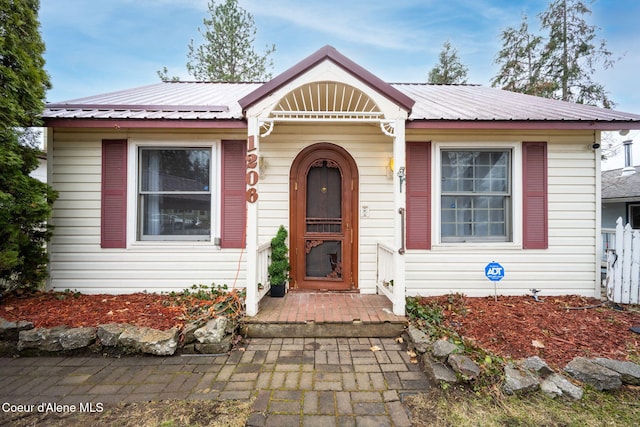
[605,217,640,304]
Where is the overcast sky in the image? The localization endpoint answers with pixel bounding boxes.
[39,0,640,168]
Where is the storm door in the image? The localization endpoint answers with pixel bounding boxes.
[290,143,358,291]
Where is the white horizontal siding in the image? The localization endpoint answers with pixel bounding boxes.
[256,123,394,291]
[49,126,600,298]
[49,129,248,294]
[405,130,599,298]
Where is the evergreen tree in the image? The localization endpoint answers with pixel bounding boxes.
[160,0,275,82]
[491,14,555,97]
[0,0,57,292]
[427,41,469,84]
[539,0,616,108]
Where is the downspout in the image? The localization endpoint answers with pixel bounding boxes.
[594,131,602,298]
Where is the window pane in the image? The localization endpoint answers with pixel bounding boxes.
[474,221,488,236]
[305,240,342,279]
[139,148,212,241]
[141,149,210,192]
[441,149,511,242]
[630,205,640,229]
[142,194,211,236]
[475,209,488,222]
[306,161,342,233]
[490,222,506,236]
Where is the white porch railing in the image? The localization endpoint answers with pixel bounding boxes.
[601,228,616,264]
[257,242,272,301]
[605,217,640,304]
[376,242,396,301]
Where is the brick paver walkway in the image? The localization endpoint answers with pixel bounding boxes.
[0,337,430,426]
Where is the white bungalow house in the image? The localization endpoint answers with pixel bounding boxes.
[43,46,640,316]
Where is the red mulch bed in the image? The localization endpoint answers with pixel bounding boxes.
[2,292,639,369]
[1,292,193,331]
[418,294,640,368]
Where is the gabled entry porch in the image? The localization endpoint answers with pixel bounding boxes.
[240,46,416,318]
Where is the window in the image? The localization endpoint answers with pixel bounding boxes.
[441,150,511,242]
[630,204,640,229]
[138,148,212,241]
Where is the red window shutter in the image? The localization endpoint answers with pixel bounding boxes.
[101,140,127,248]
[522,142,548,249]
[221,140,247,248]
[406,141,431,249]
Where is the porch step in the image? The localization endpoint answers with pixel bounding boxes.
[241,320,406,338]
[240,293,407,338]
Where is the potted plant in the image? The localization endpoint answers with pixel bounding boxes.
[268,225,290,297]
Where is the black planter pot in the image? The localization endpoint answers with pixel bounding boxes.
[270,283,286,297]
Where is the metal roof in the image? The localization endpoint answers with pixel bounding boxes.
[395,83,640,122]
[44,81,640,125]
[44,82,261,121]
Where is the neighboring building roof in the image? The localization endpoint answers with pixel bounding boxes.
[602,167,640,201]
[43,45,640,130]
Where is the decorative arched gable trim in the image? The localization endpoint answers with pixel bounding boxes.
[238,45,414,113]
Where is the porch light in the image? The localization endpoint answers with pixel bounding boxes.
[387,157,395,179]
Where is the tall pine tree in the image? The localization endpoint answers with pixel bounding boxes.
[0,0,57,292]
[427,41,469,84]
[539,0,615,107]
[493,0,616,108]
[491,14,555,97]
[159,0,275,82]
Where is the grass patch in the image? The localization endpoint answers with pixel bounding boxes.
[0,399,252,427]
[405,385,640,427]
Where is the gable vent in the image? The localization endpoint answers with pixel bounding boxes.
[271,81,383,121]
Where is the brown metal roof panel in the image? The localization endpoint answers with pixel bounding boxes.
[44,82,261,120]
[394,84,640,122]
[44,81,640,125]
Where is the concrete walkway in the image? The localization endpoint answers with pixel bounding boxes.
[0,337,430,426]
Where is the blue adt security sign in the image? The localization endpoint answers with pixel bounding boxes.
[485,262,505,282]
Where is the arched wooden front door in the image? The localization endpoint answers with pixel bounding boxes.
[290,143,358,291]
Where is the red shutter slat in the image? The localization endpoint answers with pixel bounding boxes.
[406,141,431,249]
[101,139,127,248]
[522,142,548,249]
[221,140,247,248]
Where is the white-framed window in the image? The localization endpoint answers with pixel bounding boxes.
[436,143,522,244]
[134,143,217,242]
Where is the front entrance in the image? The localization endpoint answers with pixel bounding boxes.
[290,143,358,291]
